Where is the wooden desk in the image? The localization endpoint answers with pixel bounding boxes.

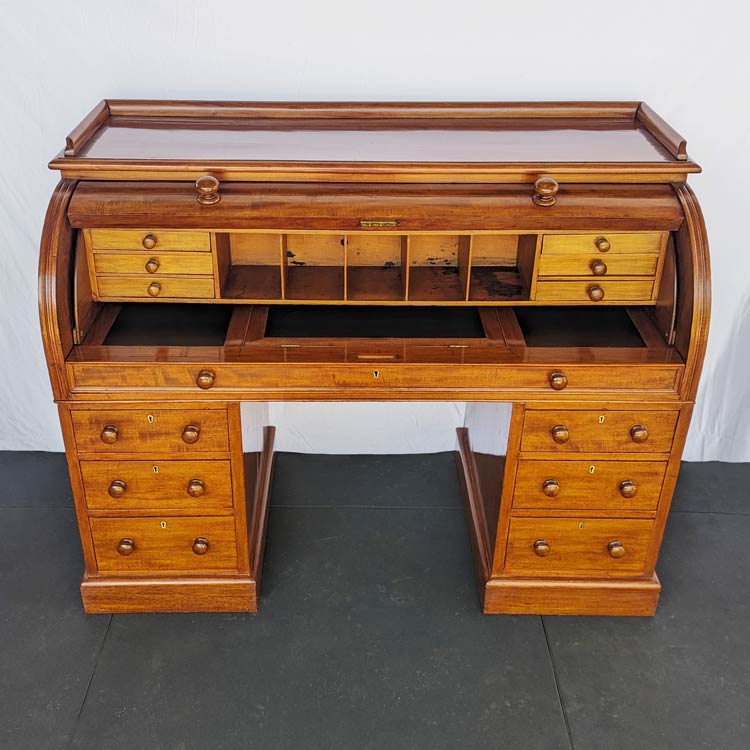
[39,101,710,616]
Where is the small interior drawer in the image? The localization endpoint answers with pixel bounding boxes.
[541,233,664,255]
[95,276,215,299]
[89,229,211,252]
[536,254,659,278]
[93,252,214,276]
[534,280,654,303]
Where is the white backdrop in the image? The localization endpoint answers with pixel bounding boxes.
[1,0,748,459]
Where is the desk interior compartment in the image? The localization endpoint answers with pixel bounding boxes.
[218,233,283,300]
[408,235,470,301]
[283,233,345,301]
[346,235,407,301]
[468,234,531,302]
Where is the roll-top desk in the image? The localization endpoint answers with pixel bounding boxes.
[39,101,710,616]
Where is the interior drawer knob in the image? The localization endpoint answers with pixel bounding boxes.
[196,175,221,205]
[186,479,205,498]
[196,370,215,389]
[181,424,201,444]
[147,281,162,297]
[108,479,127,499]
[595,236,611,252]
[117,538,135,556]
[549,371,568,390]
[145,258,160,274]
[532,176,558,207]
[142,234,157,250]
[629,424,649,443]
[619,480,637,498]
[533,539,551,557]
[100,425,119,444]
[550,425,570,444]
[587,284,605,301]
[590,259,608,276]
[608,540,626,558]
[192,537,210,555]
[542,479,560,497]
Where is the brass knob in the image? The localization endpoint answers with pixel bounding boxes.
[147,281,161,297]
[196,370,215,390]
[551,425,570,444]
[117,538,135,556]
[187,479,205,498]
[533,539,551,557]
[532,176,559,207]
[100,425,119,444]
[590,259,608,276]
[587,284,605,302]
[142,234,157,250]
[192,537,210,555]
[549,371,568,391]
[630,424,649,444]
[181,424,200,444]
[619,480,637,498]
[542,479,560,497]
[196,175,220,205]
[595,236,611,252]
[145,258,160,274]
[108,479,127,499]
[608,540,626,559]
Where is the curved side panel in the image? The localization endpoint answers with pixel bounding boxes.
[38,179,77,400]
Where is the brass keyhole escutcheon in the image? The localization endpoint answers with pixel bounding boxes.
[589,465,596,474]
[160,521,167,529]
[598,415,606,424]
[373,370,379,379]
[579,522,585,529]
[152,465,159,473]
[147,414,154,423]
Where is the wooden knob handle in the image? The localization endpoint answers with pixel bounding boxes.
[142,234,157,250]
[147,281,162,297]
[629,424,649,443]
[145,258,160,274]
[542,479,560,497]
[192,537,210,555]
[619,480,637,498]
[533,539,551,557]
[100,425,119,444]
[608,540,626,558]
[187,479,205,498]
[196,370,215,390]
[196,176,220,205]
[549,371,568,391]
[590,259,607,276]
[532,177,559,207]
[587,284,604,302]
[117,538,135,556]
[181,424,200,444]
[595,237,611,253]
[551,425,570,444]
[108,479,127,499]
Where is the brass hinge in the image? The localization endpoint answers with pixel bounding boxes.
[359,220,399,228]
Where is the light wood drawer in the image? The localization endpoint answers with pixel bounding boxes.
[90,516,238,573]
[541,233,664,255]
[513,459,667,512]
[70,408,230,454]
[80,459,233,513]
[96,275,215,299]
[89,229,211,252]
[521,409,679,454]
[504,517,654,577]
[534,280,654,302]
[537,254,659,278]
[93,252,214,276]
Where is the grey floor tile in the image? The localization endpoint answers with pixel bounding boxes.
[0,451,72,507]
[672,461,750,515]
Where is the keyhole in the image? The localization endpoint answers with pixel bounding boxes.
[160,521,167,529]
[152,465,159,473]
[589,465,596,474]
[598,415,605,424]
[147,414,155,424]
[373,370,379,379]
[579,522,585,529]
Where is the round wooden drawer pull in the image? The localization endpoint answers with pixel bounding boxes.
[145,258,160,274]
[551,425,570,444]
[619,480,637,498]
[142,234,157,250]
[181,424,201,444]
[196,175,221,205]
[629,424,649,444]
[595,237,611,252]
[590,259,607,276]
[192,537,210,555]
[100,425,119,444]
[608,540,626,558]
[147,281,162,297]
[532,176,559,207]
[196,370,215,389]
[108,479,127,499]
[117,538,135,556]
[533,539,551,557]
[187,479,205,498]
[542,479,560,497]
[549,371,568,390]
[587,284,605,302]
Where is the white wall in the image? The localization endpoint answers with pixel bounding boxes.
[1,0,747,459]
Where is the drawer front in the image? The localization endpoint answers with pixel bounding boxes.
[534,280,654,302]
[71,408,230,454]
[96,275,215,299]
[80,459,233,512]
[89,229,211,252]
[537,253,659,278]
[90,516,238,573]
[513,459,667,512]
[521,409,679,454]
[541,233,664,255]
[93,252,214,276]
[504,517,654,577]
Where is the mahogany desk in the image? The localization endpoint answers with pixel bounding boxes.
[39,101,710,615]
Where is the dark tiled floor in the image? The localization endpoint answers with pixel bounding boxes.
[0,452,748,749]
